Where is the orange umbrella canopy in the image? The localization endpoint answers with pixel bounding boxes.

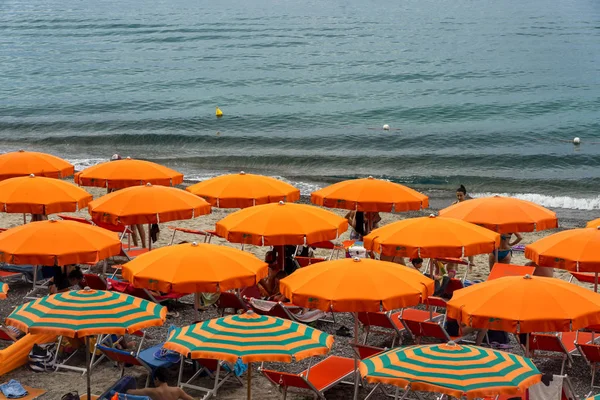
[279,258,434,312]
[311,176,429,212]
[364,215,500,259]
[88,183,211,225]
[0,150,74,180]
[186,172,300,208]
[215,201,348,246]
[0,220,122,266]
[0,174,92,215]
[447,274,600,333]
[122,242,268,293]
[525,228,600,272]
[439,196,558,233]
[587,218,600,228]
[74,158,184,189]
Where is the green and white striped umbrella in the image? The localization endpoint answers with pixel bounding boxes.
[360,342,541,399]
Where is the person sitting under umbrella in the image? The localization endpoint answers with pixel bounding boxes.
[127,367,194,400]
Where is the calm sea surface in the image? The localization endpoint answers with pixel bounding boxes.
[1,0,600,216]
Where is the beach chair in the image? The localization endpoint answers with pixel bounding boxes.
[216,292,248,316]
[175,357,243,399]
[84,273,109,290]
[90,330,145,370]
[399,309,457,344]
[357,311,406,347]
[444,278,464,298]
[246,297,327,324]
[350,344,393,400]
[569,272,600,292]
[107,278,185,304]
[0,325,18,342]
[576,341,600,391]
[528,333,574,374]
[96,344,178,387]
[488,263,536,281]
[167,226,217,245]
[293,256,327,269]
[260,355,355,400]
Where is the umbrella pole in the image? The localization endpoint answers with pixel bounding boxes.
[247,362,252,400]
[194,293,200,322]
[278,245,285,272]
[85,336,92,400]
[595,273,598,293]
[353,312,360,400]
[525,333,530,357]
[23,213,26,224]
[148,224,152,251]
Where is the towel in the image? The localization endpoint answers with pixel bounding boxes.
[528,374,562,400]
[0,380,28,399]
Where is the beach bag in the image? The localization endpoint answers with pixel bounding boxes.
[28,342,56,372]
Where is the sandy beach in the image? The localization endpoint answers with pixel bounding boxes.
[0,185,594,400]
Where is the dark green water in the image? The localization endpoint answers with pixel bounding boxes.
[1,0,600,212]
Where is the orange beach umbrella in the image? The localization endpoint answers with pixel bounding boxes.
[525,227,600,273]
[215,201,348,246]
[0,174,92,215]
[186,172,300,208]
[74,157,184,189]
[280,258,434,312]
[587,218,600,228]
[447,274,600,333]
[88,183,211,226]
[364,215,500,259]
[311,176,428,212]
[439,196,558,233]
[0,150,74,180]
[122,242,268,294]
[0,219,122,266]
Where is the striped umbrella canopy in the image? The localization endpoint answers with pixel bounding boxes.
[586,395,600,400]
[6,288,166,338]
[360,342,541,399]
[164,311,333,363]
[0,282,8,299]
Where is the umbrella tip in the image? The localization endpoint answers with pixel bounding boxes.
[352,257,361,262]
[428,213,436,218]
[278,200,285,205]
[83,286,92,291]
[368,175,374,179]
[18,149,24,152]
[524,274,532,279]
[126,156,132,160]
[29,173,35,178]
[191,241,198,247]
[447,340,457,346]
[240,171,245,175]
[146,182,152,187]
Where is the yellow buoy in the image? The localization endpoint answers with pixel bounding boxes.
[216,107,223,118]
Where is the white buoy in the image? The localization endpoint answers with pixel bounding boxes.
[573,137,581,145]
[383,124,390,131]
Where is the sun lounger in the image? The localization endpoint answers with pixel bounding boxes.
[260,355,355,400]
[84,273,109,291]
[576,341,600,391]
[216,292,248,316]
[107,278,184,304]
[167,226,217,245]
[350,344,392,400]
[488,263,536,281]
[97,344,179,387]
[175,357,243,399]
[357,312,405,347]
[569,272,600,292]
[399,309,459,344]
[246,297,326,324]
[90,331,145,370]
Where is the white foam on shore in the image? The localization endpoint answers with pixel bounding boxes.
[69,158,107,172]
[473,192,600,210]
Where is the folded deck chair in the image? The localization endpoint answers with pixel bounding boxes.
[246,297,326,324]
[167,226,217,245]
[357,312,405,347]
[261,356,355,400]
[176,357,243,399]
[216,292,248,316]
[97,344,179,387]
[107,279,184,304]
[488,263,536,281]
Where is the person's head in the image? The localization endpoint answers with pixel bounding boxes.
[265,250,276,264]
[68,267,83,286]
[456,185,467,202]
[411,258,423,269]
[153,367,169,385]
[111,154,122,161]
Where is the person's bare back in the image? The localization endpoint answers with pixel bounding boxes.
[127,368,194,400]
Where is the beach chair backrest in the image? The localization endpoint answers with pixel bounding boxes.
[401,318,423,339]
[97,345,142,367]
[427,296,447,309]
[261,369,314,392]
[58,214,93,225]
[196,358,220,371]
[217,292,247,314]
[84,273,108,290]
[578,343,600,365]
[294,256,326,268]
[420,321,451,342]
[444,278,464,298]
[529,334,566,356]
[0,327,16,341]
[352,344,384,360]
[357,312,393,330]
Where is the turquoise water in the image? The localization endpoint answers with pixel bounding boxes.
[1,0,600,210]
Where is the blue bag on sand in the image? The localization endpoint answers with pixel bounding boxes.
[223,359,248,377]
[0,380,28,399]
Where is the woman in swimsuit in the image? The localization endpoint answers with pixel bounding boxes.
[489,232,523,268]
